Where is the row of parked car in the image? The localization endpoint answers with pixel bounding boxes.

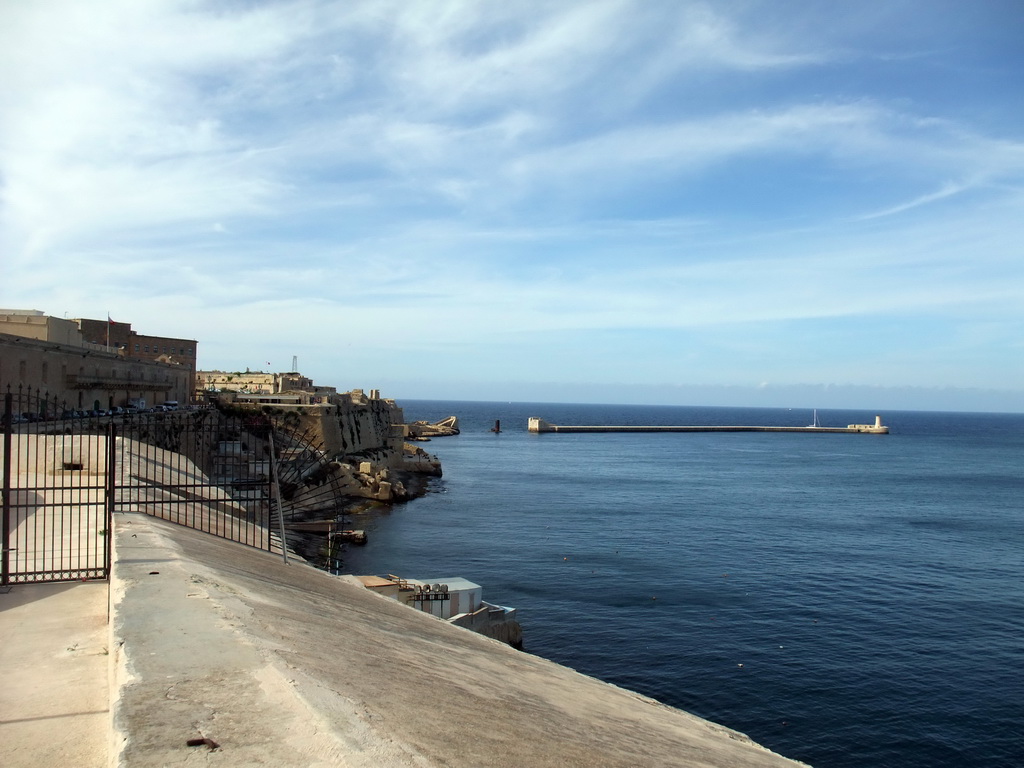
[10,404,185,423]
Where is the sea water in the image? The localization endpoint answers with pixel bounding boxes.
[339,402,1024,767]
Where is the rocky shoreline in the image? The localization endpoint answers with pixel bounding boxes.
[229,391,454,566]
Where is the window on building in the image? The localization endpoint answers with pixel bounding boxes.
[135,344,140,352]
[144,345,149,353]
[171,347,176,354]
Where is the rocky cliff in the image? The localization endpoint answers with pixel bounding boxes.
[236,389,442,509]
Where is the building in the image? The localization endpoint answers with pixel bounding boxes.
[0,309,194,411]
[196,369,337,404]
[197,371,279,395]
[76,317,197,397]
[357,574,522,647]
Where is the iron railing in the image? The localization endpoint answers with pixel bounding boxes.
[112,406,298,556]
[2,388,112,584]
[2,384,353,584]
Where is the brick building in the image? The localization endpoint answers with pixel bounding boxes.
[76,317,197,397]
[0,310,195,410]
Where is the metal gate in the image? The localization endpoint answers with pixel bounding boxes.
[2,389,112,584]
[3,388,350,585]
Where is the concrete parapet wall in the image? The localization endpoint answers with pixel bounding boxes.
[108,514,806,767]
[0,433,111,477]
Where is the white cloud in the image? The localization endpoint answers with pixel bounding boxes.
[855,181,967,220]
[0,1,309,262]
[1,0,1022,404]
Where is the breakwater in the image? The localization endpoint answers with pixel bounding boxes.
[527,415,889,434]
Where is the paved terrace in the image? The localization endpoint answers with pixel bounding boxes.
[2,435,809,767]
[1,580,109,767]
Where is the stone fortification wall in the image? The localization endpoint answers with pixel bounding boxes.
[316,391,441,504]
[224,390,441,508]
[321,389,405,457]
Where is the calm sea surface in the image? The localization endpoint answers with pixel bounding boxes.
[339,402,1024,767]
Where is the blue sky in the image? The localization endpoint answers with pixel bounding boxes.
[2,1,1022,411]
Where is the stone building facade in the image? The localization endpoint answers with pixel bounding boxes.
[197,371,280,394]
[196,370,336,402]
[77,317,197,396]
[0,310,194,411]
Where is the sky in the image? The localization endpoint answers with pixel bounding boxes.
[2,0,1023,412]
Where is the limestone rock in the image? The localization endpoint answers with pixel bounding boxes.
[406,416,459,439]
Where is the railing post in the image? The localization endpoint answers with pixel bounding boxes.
[2,391,13,586]
[266,427,289,564]
[106,421,117,578]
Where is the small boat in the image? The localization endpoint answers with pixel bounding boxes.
[808,410,821,428]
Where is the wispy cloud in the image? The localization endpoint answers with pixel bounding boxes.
[1,0,1022,408]
[855,181,968,220]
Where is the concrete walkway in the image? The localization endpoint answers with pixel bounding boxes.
[0,580,110,768]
